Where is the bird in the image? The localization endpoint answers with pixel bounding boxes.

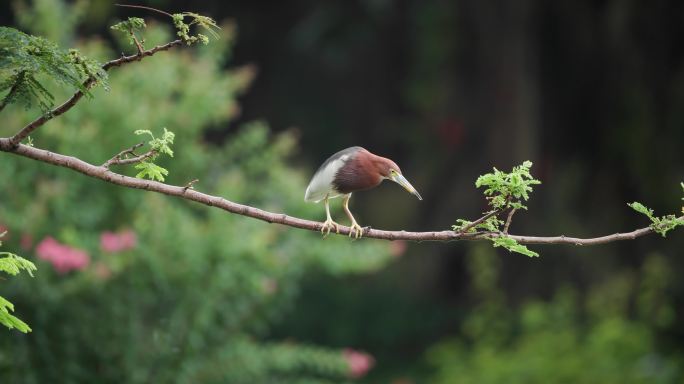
[305,146,422,238]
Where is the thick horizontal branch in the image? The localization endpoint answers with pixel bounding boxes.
[7,39,183,148]
[1,139,677,245]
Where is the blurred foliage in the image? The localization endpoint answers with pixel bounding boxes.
[12,0,88,46]
[0,233,36,333]
[2,1,684,383]
[427,244,682,383]
[0,1,391,382]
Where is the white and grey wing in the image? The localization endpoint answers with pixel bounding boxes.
[304,152,354,202]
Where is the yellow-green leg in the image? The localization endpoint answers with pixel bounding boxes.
[320,196,340,238]
[343,194,363,238]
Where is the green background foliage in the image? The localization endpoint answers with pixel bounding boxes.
[2,0,684,383]
[1,3,390,382]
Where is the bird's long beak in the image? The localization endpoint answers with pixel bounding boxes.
[391,173,423,200]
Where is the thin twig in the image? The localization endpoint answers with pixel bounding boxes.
[503,208,517,234]
[102,142,156,168]
[131,33,144,55]
[1,138,678,245]
[457,209,501,235]
[7,39,183,148]
[183,178,199,190]
[103,142,144,167]
[457,196,512,235]
[114,4,174,18]
[110,151,155,166]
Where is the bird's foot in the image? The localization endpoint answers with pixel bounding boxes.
[320,218,341,238]
[348,220,364,239]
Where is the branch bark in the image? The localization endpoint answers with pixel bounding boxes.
[7,39,183,148]
[503,208,517,234]
[1,139,677,245]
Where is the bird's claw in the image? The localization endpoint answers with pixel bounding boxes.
[348,221,364,239]
[320,218,340,238]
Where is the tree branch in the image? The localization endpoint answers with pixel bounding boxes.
[503,208,517,234]
[456,209,500,235]
[7,39,183,148]
[102,142,155,168]
[1,139,677,245]
[131,33,145,55]
[456,196,511,235]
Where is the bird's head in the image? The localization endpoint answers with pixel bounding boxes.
[376,157,423,201]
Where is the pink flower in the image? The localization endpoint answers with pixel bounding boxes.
[100,229,137,253]
[343,348,375,379]
[36,237,90,274]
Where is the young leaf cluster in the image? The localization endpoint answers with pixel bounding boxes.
[110,17,146,47]
[628,202,684,237]
[453,161,541,257]
[133,128,175,182]
[0,232,37,333]
[0,27,107,113]
[172,12,220,45]
[475,160,541,210]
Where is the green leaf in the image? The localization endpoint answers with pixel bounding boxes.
[134,129,154,139]
[111,17,147,47]
[111,17,146,34]
[0,252,37,277]
[134,161,169,182]
[151,127,175,157]
[452,219,474,232]
[0,296,32,333]
[628,201,683,237]
[475,161,541,211]
[478,217,504,232]
[131,128,175,180]
[628,202,654,219]
[492,236,539,257]
[0,27,107,113]
[0,233,36,333]
[173,12,220,45]
[135,128,175,157]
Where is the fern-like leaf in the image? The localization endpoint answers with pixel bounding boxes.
[0,26,108,113]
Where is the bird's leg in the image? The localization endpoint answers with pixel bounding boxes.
[342,194,363,239]
[320,196,340,238]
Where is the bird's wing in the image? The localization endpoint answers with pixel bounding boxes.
[304,148,360,202]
